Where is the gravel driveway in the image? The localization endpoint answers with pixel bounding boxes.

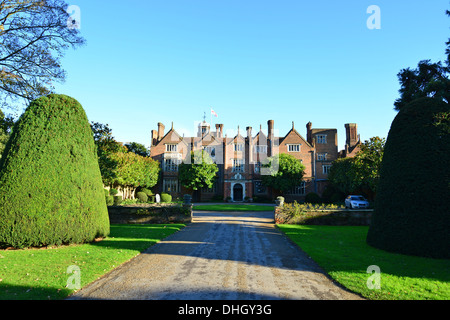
[69,210,362,300]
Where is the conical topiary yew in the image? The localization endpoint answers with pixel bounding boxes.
[0,94,110,248]
[367,97,450,259]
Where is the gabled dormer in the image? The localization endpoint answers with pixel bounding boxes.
[280,122,313,154]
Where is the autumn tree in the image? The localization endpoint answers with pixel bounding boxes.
[108,150,160,200]
[90,122,160,198]
[0,0,85,110]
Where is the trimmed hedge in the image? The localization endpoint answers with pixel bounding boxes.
[136,192,148,203]
[161,192,172,203]
[367,97,450,259]
[0,94,110,248]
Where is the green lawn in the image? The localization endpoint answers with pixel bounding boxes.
[0,224,185,300]
[194,204,274,212]
[278,225,450,300]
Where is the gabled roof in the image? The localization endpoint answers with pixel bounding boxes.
[193,131,222,146]
[226,127,246,145]
[282,126,313,148]
[253,128,267,144]
[157,126,189,148]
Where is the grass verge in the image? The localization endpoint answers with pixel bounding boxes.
[277,225,450,300]
[0,224,185,300]
[194,204,274,212]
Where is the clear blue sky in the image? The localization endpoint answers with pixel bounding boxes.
[53,0,449,150]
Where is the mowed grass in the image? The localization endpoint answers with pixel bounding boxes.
[0,224,185,300]
[194,204,274,212]
[278,225,450,300]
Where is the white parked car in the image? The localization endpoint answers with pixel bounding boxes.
[345,195,369,209]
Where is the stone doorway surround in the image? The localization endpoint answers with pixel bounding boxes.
[226,173,248,202]
[232,183,244,202]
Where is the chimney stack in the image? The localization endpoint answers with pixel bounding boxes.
[306,122,313,145]
[268,120,274,139]
[157,122,165,141]
[246,126,252,139]
[151,130,158,146]
[345,123,358,149]
[215,124,220,137]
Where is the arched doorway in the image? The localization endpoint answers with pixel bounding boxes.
[233,183,244,202]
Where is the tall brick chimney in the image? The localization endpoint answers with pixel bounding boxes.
[151,130,158,146]
[345,123,359,149]
[215,124,221,138]
[306,122,313,145]
[246,126,252,139]
[268,120,274,139]
[157,122,165,141]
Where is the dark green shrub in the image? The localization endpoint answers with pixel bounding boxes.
[104,189,110,197]
[0,94,110,248]
[367,97,450,259]
[106,196,114,206]
[109,188,118,196]
[113,195,123,206]
[322,184,345,203]
[161,192,172,203]
[141,188,153,196]
[252,195,272,203]
[330,193,342,204]
[211,194,223,202]
[136,192,148,203]
[305,192,322,204]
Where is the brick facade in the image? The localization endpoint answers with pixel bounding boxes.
[150,120,361,202]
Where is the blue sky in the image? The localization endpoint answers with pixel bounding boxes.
[53,0,450,150]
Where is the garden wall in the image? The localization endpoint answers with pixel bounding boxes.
[108,204,193,224]
[274,206,373,226]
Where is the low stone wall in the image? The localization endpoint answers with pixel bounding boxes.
[275,206,373,226]
[108,204,193,224]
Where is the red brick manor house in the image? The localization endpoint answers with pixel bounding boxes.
[150,120,361,202]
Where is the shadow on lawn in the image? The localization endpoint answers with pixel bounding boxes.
[0,283,72,300]
[279,225,450,283]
